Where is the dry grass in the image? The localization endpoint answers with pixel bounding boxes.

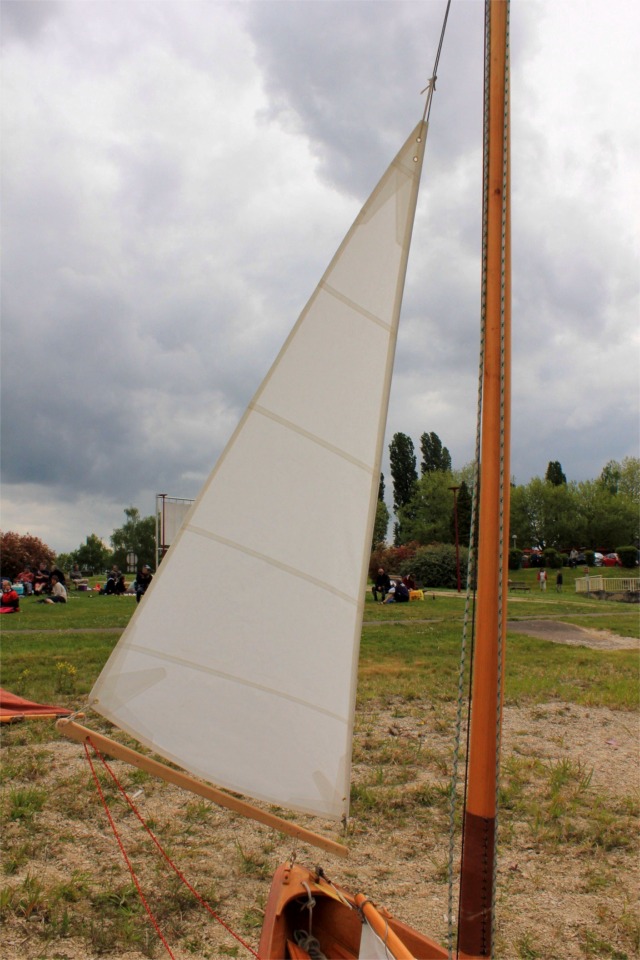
[1,696,638,960]
[1,596,638,959]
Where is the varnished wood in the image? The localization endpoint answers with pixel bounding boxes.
[259,862,448,959]
[354,893,416,959]
[56,719,348,859]
[458,1,511,956]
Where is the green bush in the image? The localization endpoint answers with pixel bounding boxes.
[508,548,523,571]
[401,543,469,589]
[616,545,639,568]
[584,550,595,567]
[542,547,563,569]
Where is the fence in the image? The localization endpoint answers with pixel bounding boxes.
[575,575,639,594]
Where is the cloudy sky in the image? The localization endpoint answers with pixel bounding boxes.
[1,0,638,554]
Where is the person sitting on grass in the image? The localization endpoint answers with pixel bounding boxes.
[33,561,51,596]
[383,581,410,603]
[135,565,153,604]
[103,566,126,595]
[15,566,35,595]
[372,567,391,602]
[69,563,89,589]
[38,574,67,604]
[1,579,20,613]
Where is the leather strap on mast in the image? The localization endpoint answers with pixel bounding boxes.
[457,1,511,957]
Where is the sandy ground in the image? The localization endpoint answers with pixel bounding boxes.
[507,618,639,650]
[2,620,638,960]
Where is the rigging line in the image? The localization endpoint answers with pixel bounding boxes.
[83,743,178,960]
[422,0,452,124]
[88,740,262,959]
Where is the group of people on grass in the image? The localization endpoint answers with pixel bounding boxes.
[10,561,69,597]
[372,568,418,604]
[1,565,67,613]
[1,561,154,614]
[101,565,153,603]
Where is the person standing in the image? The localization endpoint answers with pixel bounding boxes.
[556,570,563,592]
[538,569,547,591]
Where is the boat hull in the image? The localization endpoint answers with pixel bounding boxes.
[259,862,448,960]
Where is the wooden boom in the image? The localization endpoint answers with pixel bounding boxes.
[56,719,348,859]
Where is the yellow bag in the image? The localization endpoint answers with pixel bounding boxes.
[409,589,424,601]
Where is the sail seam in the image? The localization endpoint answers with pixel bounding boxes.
[184,523,359,606]
[251,403,374,474]
[319,280,393,332]
[117,642,349,725]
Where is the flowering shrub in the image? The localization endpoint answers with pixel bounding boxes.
[55,662,77,695]
[369,542,420,578]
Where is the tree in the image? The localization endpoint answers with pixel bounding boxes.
[420,431,452,474]
[618,456,640,503]
[545,461,567,486]
[389,433,418,512]
[574,480,638,549]
[0,531,56,580]
[509,478,578,550]
[55,552,76,572]
[397,469,454,545]
[377,473,385,502]
[372,499,390,548]
[451,480,473,547]
[75,534,111,574]
[598,460,621,495]
[110,508,156,571]
[599,457,640,502]
[509,474,638,553]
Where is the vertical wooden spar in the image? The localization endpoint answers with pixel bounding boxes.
[457,1,511,957]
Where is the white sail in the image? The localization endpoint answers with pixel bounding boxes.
[91,120,428,821]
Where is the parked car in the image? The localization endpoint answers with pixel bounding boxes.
[594,552,604,566]
[601,553,622,567]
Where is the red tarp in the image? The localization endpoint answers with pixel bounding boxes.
[0,688,72,723]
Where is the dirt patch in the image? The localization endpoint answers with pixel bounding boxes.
[507,618,639,650]
[2,699,638,960]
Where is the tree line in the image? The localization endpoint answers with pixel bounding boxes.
[1,508,156,580]
[2,447,638,580]
[376,431,639,558]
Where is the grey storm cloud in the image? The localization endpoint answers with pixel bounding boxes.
[1,0,638,552]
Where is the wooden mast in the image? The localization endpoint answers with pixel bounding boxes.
[457,1,511,957]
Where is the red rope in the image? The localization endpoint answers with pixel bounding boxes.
[84,738,261,959]
[83,742,177,959]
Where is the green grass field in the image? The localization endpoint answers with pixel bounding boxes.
[2,577,638,710]
[1,575,638,959]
